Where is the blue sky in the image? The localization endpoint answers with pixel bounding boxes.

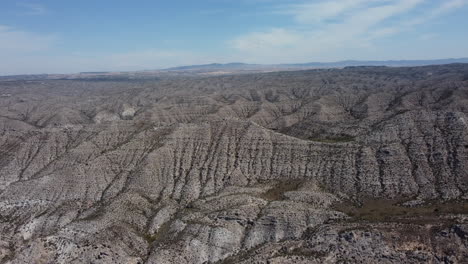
[1,0,468,75]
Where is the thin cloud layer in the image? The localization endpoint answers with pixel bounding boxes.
[0,0,467,74]
[0,25,56,53]
[231,0,467,63]
[281,0,375,24]
[17,3,48,15]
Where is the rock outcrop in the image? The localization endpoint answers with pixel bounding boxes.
[0,64,467,263]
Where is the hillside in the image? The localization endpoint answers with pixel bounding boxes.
[0,64,467,263]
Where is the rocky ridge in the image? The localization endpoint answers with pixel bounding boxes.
[0,64,467,263]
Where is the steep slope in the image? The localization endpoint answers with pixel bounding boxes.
[0,64,467,263]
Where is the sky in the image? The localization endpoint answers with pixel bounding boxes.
[1,0,468,75]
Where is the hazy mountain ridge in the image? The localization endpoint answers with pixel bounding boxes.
[165,58,468,71]
[2,58,468,80]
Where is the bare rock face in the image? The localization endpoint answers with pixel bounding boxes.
[230,222,468,264]
[0,64,467,263]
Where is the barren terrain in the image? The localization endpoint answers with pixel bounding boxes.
[0,64,468,263]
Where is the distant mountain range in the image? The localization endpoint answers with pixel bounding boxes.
[2,58,468,79]
[164,58,468,71]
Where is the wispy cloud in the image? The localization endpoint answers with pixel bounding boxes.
[231,28,301,50]
[17,3,48,15]
[229,0,468,63]
[0,46,222,75]
[2,0,467,75]
[406,0,468,25]
[278,0,374,24]
[0,24,224,75]
[0,25,56,53]
[419,33,438,40]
